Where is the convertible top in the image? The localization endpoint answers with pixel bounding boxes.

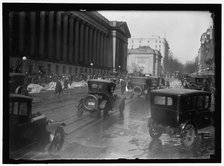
[151,88,210,95]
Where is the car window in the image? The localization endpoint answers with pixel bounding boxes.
[10,102,28,116]
[197,95,205,108]
[20,102,28,115]
[182,96,196,110]
[167,97,173,106]
[205,95,210,109]
[9,102,13,114]
[91,84,98,89]
[154,96,166,105]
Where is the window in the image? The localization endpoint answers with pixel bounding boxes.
[154,96,166,105]
[48,64,51,74]
[69,67,72,74]
[10,102,28,115]
[167,97,173,106]
[183,96,196,109]
[63,66,66,74]
[197,95,204,108]
[56,65,59,75]
[205,95,210,108]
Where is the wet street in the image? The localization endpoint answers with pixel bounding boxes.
[12,82,215,160]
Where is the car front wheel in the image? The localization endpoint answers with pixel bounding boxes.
[48,127,64,155]
[181,123,197,148]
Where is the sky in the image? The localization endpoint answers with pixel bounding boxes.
[98,11,213,64]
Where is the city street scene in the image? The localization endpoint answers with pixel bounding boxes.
[4,4,220,162]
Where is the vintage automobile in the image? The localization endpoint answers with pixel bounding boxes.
[9,94,65,157]
[9,73,28,95]
[129,76,160,99]
[77,79,125,118]
[148,88,212,148]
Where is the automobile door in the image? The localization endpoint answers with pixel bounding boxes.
[12,101,35,144]
[196,95,211,129]
[179,95,196,124]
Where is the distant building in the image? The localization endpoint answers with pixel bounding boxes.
[198,26,214,73]
[127,46,162,76]
[8,11,131,76]
[128,36,169,70]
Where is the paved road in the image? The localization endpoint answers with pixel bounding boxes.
[13,84,215,160]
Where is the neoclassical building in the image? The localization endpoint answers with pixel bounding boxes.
[8,11,131,76]
[127,46,162,76]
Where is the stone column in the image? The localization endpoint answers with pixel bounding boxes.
[92,28,97,66]
[62,14,68,62]
[68,17,74,63]
[19,11,25,53]
[56,12,62,61]
[48,11,54,59]
[79,21,84,63]
[96,30,100,66]
[30,12,36,56]
[74,18,80,64]
[99,32,103,67]
[88,27,93,64]
[112,31,116,72]
[39,11,45,59]
[84,24,89,64]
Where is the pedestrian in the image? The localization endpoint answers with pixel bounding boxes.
[63,78,69,91]
[55,79,62,96]
[166,79,170,89]
[120,78,126,95]
[180,78,184,88]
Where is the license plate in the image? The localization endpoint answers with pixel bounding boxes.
[88,102,95,106]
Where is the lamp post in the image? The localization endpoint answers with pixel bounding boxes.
[118,65,121,73]
[22,56,27,73]
[90,62,93,74]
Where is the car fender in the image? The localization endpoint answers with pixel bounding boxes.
[180,120,197,133]
[15,86,22,94]
[46,121,66,134]
[99,100,108,109]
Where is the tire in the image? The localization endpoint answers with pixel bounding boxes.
[119,99,125,114]
[48,127,64,155]
[149,126,162,138]
[180,123,197,148]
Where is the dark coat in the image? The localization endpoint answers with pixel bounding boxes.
[55,80,62,93]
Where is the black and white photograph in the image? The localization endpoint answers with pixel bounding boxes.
[2,2,222,164]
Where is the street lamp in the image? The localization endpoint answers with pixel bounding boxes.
[22,56,27,73]
[90,62,93,74]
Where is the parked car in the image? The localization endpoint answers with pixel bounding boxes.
[77,79,125,118]
[9,73,28,95]
[147,88,212,148]
[9,94,65,157]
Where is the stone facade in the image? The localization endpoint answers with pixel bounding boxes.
[127,46,162,76]
[8,11,131,75]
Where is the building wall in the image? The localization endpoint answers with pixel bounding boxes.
[127,52,161,76]
[128,36,169,68]
[8,11,130,76]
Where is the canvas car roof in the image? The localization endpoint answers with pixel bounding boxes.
[151,88,210,95]
[10,93,33,101]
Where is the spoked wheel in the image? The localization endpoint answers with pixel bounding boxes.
[181,124,197,148]
[48,127,64,155]
[149,127,162,138]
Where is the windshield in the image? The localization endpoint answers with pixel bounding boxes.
[152,95,176,109]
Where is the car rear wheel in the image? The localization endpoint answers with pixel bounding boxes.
[48,127,64,155]
[149,127,162,138]
[181,124,197,148]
